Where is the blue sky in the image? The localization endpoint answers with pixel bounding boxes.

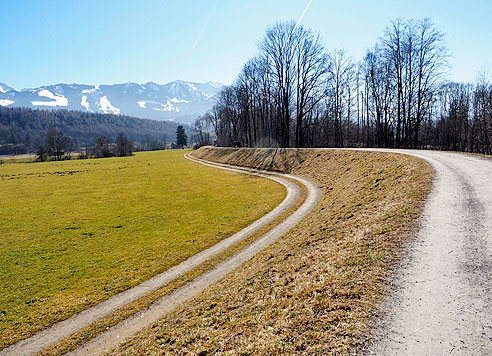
[1,0,491,89]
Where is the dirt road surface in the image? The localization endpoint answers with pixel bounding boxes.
[365,150,492,355]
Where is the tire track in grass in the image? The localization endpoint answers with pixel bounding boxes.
[1,153,316,356]
[64,154,320,356]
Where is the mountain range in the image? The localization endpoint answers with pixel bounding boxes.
[0,80,223,124]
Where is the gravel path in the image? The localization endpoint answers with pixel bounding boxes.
[63,154,320,356]
[363,150,492,356]
[0,154,306,356]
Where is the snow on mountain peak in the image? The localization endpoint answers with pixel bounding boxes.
[82,85,100,94]
[206,81,222,89]
[99,96,120,114]
[0,80,224,124]
[169,97,191,104]
[31,89,68,107]
[0,83,16,93]
[81,95,90,110]
[186,83,198,91]
[0,99,15,106]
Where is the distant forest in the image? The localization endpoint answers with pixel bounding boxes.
[205,18,492,154]
[0,107,187,155]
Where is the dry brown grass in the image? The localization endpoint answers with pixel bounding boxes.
[105,148,432,355]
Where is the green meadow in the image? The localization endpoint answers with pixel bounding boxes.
[0,149,285,347]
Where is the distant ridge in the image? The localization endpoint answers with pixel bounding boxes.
[0,80,224,124]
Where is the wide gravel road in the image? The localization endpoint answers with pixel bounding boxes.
[366,150,492,356]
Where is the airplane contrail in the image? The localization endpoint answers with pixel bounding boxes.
[282,0,314,50]
[193,0,220,49]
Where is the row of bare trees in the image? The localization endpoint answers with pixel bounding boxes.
[86,133,133,158]
[36,129,133,162]
[203,18,492,154]
[429,81,492,154]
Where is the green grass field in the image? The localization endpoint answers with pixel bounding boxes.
[0,149,285,348]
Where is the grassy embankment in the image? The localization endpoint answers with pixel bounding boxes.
[108,147,432,355]
[0,149,285,348]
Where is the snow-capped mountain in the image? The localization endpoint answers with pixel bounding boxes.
[0,80,223,124]
[0,83,16,93]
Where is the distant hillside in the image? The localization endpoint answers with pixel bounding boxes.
[0,80,223,124]
[0,106,189,155]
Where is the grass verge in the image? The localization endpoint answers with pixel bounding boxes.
[107,148,431,355]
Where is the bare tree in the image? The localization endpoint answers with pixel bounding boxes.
[260,22,298,147]
[325,49,354,147]
[294,28,327,147]
[35,144,49,162]
[92,134,111,158]
[362,46,394,147]
[45,128,72,161]
[193,115,213,147]
[412,18,449,147]
[115,133,133,157]
[379,18,448,148]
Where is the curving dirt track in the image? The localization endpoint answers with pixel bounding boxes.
[363,150,492,355]
[58,154,319,356]
[1,153,319,356]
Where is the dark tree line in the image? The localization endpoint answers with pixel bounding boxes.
[0,106,190,155]
[206,18,492,154]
